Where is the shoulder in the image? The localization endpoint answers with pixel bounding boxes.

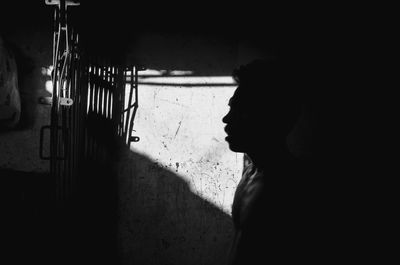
[233,164,266,228]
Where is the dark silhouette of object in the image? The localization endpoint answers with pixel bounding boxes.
[222,59,316,264]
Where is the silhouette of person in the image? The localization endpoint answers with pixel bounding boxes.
[222,59,309,264]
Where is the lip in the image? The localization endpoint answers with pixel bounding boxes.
[224,125,236,140]
[225,133,237,142]
[224,130,231,139]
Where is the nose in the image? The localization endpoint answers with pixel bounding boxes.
[222,111,230,124]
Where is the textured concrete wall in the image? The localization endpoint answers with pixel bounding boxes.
[115,35,314,264]
[117,71,243,265]
[0,13,312,265]
[0,4,317,265]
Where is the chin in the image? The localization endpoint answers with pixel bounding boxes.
[225,136,245,153]
[229,145,244,153]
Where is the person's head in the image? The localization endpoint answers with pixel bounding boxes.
[222,59,302,154]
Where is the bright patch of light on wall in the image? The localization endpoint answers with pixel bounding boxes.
[45,80,53,93]
[41,66,53,76]
[169,70,193,75]
[42,66,54,93]
[130,69,242,215]
[138,69,236,86]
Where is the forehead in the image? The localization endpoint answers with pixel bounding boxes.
[228,88,240,106]
[229,86,253,106]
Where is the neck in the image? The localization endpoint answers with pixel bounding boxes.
[246,142,293,169]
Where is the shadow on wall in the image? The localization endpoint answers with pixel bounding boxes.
[0,168,52,265]
[26,143,235,265]
[117,146,235,265]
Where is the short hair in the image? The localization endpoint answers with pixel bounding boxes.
[233,59,282,87]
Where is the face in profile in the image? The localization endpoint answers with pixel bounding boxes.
[222,85,299,154]
[222,87,260,153]
[223,60,301,154]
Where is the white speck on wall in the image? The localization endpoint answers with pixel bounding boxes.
[130,70,243,214]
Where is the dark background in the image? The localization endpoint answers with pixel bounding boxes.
[1,1,394,264]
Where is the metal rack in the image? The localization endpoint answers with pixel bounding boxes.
[40,0,141,204]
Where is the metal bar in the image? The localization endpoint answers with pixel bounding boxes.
[100,65,105,116]
[128,66,140,145]
[117,68,124,137]
[51,5,61,203]
[71,41,78,196]
[108,66,113,119]
[124,67,134,144]
[67,31,76,197]
[114,67,122,137]
[105,65,110,119]
[59,0,66,30]
[89,64,94,112]
[93,64,98,114]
